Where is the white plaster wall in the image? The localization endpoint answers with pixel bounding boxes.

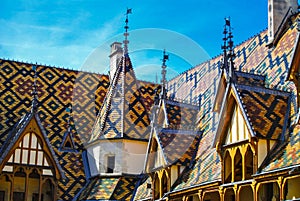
[98,141,123,174]
[122,140,148,174]
[87,144,100,176]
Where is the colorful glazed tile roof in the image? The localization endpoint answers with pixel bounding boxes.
[262,124,300,172]
[165,99,199,130]
[214,71,291,142]
[173,150,221,191]
[77,176,141,201]
[235,71,265,87]
[1,10,300,201]
[166,16,298,192]
[0,111,64,179]
[134,177,151,200]
[236,83,291,140]
[156,129,201,166]
[0,58,160,200]
[89,55,160,141]
[0,59,105,199]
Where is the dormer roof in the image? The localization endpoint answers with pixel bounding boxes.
[214,71,291,146]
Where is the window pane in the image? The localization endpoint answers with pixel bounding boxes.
[44,157,49,166]
[31,134,37,149]
[22,150,28,164]
[29,150,36,165]
[42,169,53,176]
[3,165,13,172]
[8,155,13,163]
[37,151,43,166]
[0,191,4,201]
[13,192,25,201]
[107,155,115,173]
[23,134,30,148]
[14,149,21,163]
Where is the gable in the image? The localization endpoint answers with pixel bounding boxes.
[224,103,250,145]
[3,132,53,176]
[145,129,167,172]
[60,128,76,151]
[0,114,63,179]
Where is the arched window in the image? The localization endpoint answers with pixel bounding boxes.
[239,185,253,201]
[153,173,160,200]
[234,149,242,181]
[224,188,235,201]
[161,171,169,196]
[224,151,232,183]
[258,182,279,201]
[245,146,254,180]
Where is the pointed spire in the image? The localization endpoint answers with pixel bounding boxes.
[31,63,38,113]
[221,17,235,82]
[66,104,72,133]
[161,49,169,99]
[123,8,132,55]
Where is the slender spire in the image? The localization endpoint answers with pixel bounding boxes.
[221,18,235,82]
[227,19,235,81]
[31,63,38,113]
[161,49,169,99]
[123,8,132,55]
[221,19,229,71]
[66,105,72,133]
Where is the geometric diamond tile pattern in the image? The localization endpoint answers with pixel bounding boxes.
[165,100,199,130]
[0,59,107,200]
[167,20,298,190]
[78,176,140,201]
[237,84,290,140]
[157,129,201,166]
[90,55,160,141]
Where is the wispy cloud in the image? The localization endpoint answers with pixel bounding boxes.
[0,10,123,69]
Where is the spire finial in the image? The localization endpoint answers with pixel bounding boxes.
[161,49,169,99]
[123,8,132,55]
[66,104,72,132]
[221,17,235,82]
[31,63,38,113]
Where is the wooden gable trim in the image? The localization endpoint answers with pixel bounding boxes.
[214,84,256,149]
[0,115,63,180]
[145,128,168,173]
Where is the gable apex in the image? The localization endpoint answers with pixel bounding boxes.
[0,112,65,180]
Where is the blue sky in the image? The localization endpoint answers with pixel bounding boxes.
[1,0,270,81]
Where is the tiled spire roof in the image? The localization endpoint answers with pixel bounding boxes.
[89,54,151,141]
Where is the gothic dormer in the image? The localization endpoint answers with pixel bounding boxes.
[214,71,291,184]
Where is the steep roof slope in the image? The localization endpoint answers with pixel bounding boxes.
[167,17,298,192]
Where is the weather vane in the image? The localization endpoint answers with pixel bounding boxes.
[123,8,132,55]
[221,17,235,81]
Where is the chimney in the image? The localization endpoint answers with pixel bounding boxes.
[109,42,123,82]
[268,0,298,44]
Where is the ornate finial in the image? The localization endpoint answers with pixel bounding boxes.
[221,18,229,71]
[221,17,235,82]
[31,63,38,113]
[66,105,72,132]
[161,49,169,99]
[123,8,132,55]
